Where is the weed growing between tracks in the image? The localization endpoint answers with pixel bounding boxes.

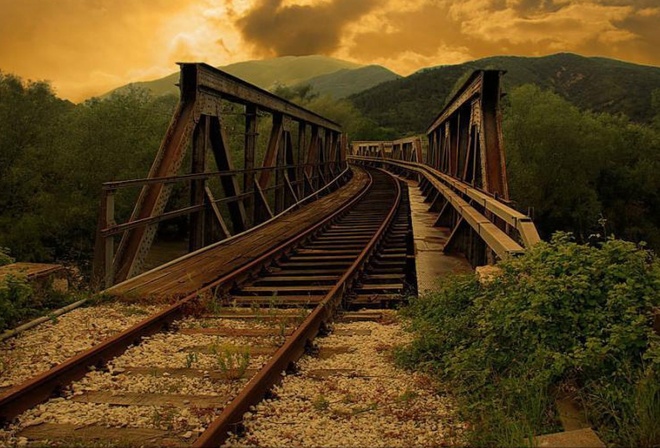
[216,345,251,380]
[396,233,660,447]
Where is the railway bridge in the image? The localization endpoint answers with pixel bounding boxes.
[0,64,545,446]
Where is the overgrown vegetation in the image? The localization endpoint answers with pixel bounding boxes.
[397,234,660,446]
[0,247,14,266]
[0,73,178,268]
[504,85,660,251]
[0,273,77,333]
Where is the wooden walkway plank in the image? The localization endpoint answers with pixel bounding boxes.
[71,391,230,408]
[108,169,369,299]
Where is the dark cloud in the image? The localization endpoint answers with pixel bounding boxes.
[346,0,660,72]
[610,8,660,65]
[594,0,660,7]
[509,0,566,15]
[237,0,378,56]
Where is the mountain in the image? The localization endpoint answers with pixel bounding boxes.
[293,65,400,99]
[223,55,360,89]
[101,55,393,99]
[350,53,660,135]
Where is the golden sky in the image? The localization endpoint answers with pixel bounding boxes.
[1,0,658,101]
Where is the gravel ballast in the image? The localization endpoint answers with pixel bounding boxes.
[0,314,290,447]
[0,303,163,391]
[225,311,465,447]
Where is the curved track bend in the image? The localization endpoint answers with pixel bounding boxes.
[0,166,415,447]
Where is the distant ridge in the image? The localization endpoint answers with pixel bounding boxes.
[294,65,400,99]
[100,55,393,100]
[350,53,660,134]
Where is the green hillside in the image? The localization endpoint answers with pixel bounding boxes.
[350,53,660,135]
[224,55,360,89]
[101,55,363,99]
[294,65,400,98]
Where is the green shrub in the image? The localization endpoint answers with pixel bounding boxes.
[397,233,660,446]
[0,274,33,331]
[0,271,79,333]
[0,247,14,266]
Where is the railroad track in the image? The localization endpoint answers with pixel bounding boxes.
[0,166,415,447]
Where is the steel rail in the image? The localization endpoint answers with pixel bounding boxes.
[193,168,403,447]
[0,167,370,424]
[105,166,352,294]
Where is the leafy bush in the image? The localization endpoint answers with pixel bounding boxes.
[0,271,78,333]
[0,247,13,266]
[398,233,660,446]
[0,274,33,331]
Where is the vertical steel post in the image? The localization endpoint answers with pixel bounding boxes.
[189,115,208,252]
[244,105,258,228]
[104,190,116,289]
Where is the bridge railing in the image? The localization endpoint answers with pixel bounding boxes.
[349,70,540,267]
[351,136,423,162]
[94,63,347,288]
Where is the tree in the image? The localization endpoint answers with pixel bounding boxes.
[504,84,660,251]
[504,85,602,240]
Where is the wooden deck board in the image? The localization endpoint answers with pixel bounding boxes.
[20,423,185,446]
[71,391,229,408]
[108,169,368,299]
[0,263,64,281]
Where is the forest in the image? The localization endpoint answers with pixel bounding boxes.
[0,70,659,276]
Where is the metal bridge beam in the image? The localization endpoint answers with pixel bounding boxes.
[95,63,345,287]
[347,69,540,266]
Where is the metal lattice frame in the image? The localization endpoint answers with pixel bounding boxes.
[349,70,540,267]
[94,63,346,286]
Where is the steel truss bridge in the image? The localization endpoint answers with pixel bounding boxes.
[1,63,545,447]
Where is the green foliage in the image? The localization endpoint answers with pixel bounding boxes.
[216,345,250,380]
[504,85,660,250]
[352,53,660,135]
[0,274,33,332]
[0,73,177,266]
[0,247,14,266]
[398,234,660,446]
[312,394,330,412]
[0,272,79,333]
[276,85,397,141]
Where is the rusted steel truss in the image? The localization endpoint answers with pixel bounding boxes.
[93,63,346,287]
[352,136,423,162]
[349,70,540,267]
[427,70,508,198]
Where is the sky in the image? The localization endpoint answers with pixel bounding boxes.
[0,0,658,102]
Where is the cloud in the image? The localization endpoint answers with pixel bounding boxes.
[0,0,249,101]
[0,0,657,101]
[340,0,660,73]
[237,0,379,56]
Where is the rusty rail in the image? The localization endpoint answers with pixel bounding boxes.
[0,167,370,425]
[194,168,402,447]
